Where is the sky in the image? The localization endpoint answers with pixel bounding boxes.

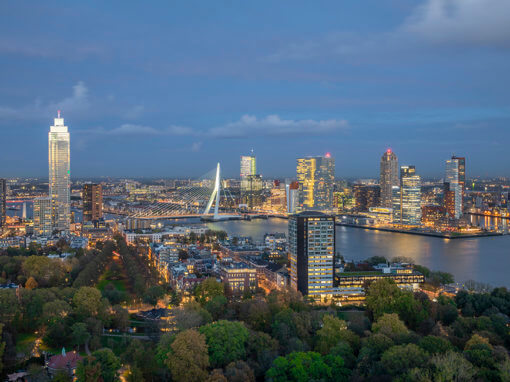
[1,0,510,179]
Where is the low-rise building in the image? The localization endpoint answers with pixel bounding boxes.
[47,349,82,378]
[333,264,425,303]
[220,262,257,295]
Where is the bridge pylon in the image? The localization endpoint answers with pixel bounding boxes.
[203,162,221,219]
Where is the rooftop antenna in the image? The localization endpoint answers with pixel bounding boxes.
[250,148,254,155]
[57,110,61,118]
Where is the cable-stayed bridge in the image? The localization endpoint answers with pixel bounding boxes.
[129,163,233,220]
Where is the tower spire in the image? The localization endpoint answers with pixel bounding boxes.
[57,110,61,118]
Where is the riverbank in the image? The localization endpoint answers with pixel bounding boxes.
[335,222,504,239]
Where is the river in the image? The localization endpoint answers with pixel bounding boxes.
[8,204,509,287]
[206,217,510,288]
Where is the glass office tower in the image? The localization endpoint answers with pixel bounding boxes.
[380,149,399,208]
[240,154,256,179]
[296,154,335,211]
[393,166,422,226]
[445,156,465,219]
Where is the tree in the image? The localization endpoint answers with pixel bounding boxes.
[73,287,107,319]
[371,313,409,341]
[71,322,91,353]
[194,277,224,305]
[22,256,68,287]
[0,290,19,324]
[380,344,429,376]
[246,331,279,378]
[0,324,5,375]
[224,360,255,382]
[126,366,143,382]
[413,264,431,278]
[365,279,402,319]
[393,291,429,330]
[42,299,72,323]
[111,305,129,331]
[207,369,228,382]
[438,300,459,325]
[315,315,354,354]
[265,351,349,382]
[430,351,475,382]
[165,329,209,382]
[366,256,387,266]
[205,295,228,321]
[418,336,453,355]
[25,276,38,290]
[122,340,158,381]
[174,301,213,330]
[143,285,165,307]
[76,348,121,382]
[429,271,454,286]
[200,320,250,368]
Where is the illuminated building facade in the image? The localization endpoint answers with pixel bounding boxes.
[0,179,6,230]
[353,184,380,211]
[240,154,256,179]
[33,197,53,236]
[220,262,257,295]
[380,149,399,208]
[422,205,446,226]
[286,181,299,214]
[264,181,287,213]
[445,156,465,219]
[289,211,335,298]
[333,190,355,212]
[334,266,425,302]
[241,174,263,208]
[296,154,335,211]
[49,111,70,232]
[83,183,103,222]
[393,166,421,226]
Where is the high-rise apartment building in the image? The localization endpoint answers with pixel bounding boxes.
[296,154,335,211]
[83,184,103,222]
[49,111,70,232]
[380,149,399,208]
[444,156,465,219]
[393,166,422,226]
[353,184,381,211]
[33,197,53,236]
[0,179,6,230]
[289,211,335,298]
[240,154,256,179]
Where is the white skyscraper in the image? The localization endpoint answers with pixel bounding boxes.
[49,111,70,232]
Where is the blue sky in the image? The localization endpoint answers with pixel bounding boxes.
[1,0,509,178]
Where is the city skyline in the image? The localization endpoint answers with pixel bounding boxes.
[1,1,510,178]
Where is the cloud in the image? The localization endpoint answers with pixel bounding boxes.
[82,114,349,139]
[264,0,510,64]
[208,114,349,138]
[124,105,144,119]
[108,124,158,135]
[166,125,196,136]
[0,37,105,60]
[402,0,510,47]
[50,81,90,114]
[191,141,203,152]
[0,81,90,121]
